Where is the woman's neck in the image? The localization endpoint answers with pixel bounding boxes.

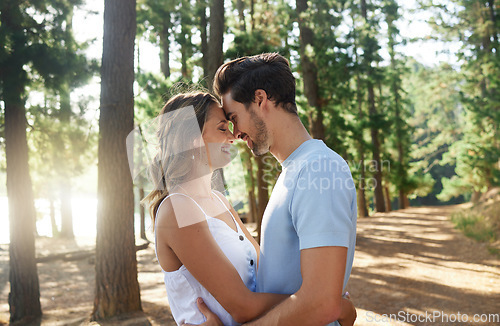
[175,173,214,198]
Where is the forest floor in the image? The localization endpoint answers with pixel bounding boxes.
[0,204,499,326]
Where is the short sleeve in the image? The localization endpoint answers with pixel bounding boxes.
[289,156,356,250]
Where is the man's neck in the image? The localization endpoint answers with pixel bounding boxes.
[269,114,312,164]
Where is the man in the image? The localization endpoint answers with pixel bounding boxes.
[199,53,357,325]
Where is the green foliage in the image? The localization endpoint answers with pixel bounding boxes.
[451,211,497,243]
[27,95,97,199]
[1,0,98,204]
[420,0,500,201]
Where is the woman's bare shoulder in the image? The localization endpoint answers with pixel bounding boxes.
[156,194,206,229]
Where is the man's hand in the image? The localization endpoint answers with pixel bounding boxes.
[338,295,356,326]
[182,298,223,326]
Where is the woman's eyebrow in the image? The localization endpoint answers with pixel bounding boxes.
[216,119,228,124]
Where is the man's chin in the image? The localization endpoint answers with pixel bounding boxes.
[251,146,269,156]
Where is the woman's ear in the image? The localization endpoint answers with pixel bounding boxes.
[193,136,205,149]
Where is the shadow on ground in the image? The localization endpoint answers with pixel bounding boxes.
[349,205,500,326]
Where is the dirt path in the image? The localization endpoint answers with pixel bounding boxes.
[349,205,500,326]
[0,205,498,325]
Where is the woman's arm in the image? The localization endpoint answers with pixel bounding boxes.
[157,196,287,323]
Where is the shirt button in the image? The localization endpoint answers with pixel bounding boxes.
[239,235,244,241]
[250,259,254,266]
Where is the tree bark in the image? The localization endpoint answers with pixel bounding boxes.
[49,197,59,237]
[250,0,255,31]
[58,87,75,239]
[5,83,42,325]
[2,2,42,322]
[139,187,147,241]
[296,0,325,140]
[256,154,270,243]
[361,0,385,212]
[92,0,142,319]
[207,0,224,91]
[159,15,171,78]
[243,146,257,224]
[180,0,191,78]
[386,4,408,210]
[199,0,209,79]
[384,184,392,212]
[236,0,246,31]
[352,13,370,218]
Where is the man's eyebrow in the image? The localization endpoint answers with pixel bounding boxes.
[225,112,234,120]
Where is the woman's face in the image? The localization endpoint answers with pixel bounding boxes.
[202,103,235,170]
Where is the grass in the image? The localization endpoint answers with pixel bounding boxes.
[487,246,500,257]
[451,212,497,243]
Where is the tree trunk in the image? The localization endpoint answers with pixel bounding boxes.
[49,197,59,237]
[243,146,257,224]
[139,187,147,241]
[92,0,142,319]
[386,5,408,210]
[296,0,325,140]
[5,97,42,323]
[207,0,224,91]
[159,15,171,78]
[2,2,42,322]
[368,89,386,213]
[250,0,255,31]
[256,154,270,243]
[180,0,191,78]
[5,94,42,324]
[352,13,369,218]
[361,0,385,213]
[59,181,74,238]
[384,184,392,212]
[199,0,209,79]
[236,0,246,31]
[58,87,75,239]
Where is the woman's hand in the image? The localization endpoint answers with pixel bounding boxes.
[182,298,223,326]
[338,293,356,326]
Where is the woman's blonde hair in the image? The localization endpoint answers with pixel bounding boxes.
[142,91,220,225]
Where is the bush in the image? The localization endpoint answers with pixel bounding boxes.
[451,212,497,243]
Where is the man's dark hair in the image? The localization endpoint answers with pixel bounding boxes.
[213,53,297,115]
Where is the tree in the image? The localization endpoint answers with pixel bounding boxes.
[296,0,325,139]
[1,0,85,321]
[360,0,386,212]
[137,0,173,79]
[92,0,142,319]
[421,0,500,200]
[383,0,412,209]
[207,0,224,90]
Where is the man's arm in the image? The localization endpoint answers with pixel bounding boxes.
[244,246,348,326]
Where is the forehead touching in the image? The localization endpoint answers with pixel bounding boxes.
[206,103,227,123]
[221,92,243,118]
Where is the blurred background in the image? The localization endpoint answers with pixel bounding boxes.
[1,0,499,323]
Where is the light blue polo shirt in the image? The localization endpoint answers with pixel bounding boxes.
[256,139,357,326]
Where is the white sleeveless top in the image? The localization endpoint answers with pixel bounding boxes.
[155,191,258,326]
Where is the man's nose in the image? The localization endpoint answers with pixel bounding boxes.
[232,124,242,139]
[227,129,235,143]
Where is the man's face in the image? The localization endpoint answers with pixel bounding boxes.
[221,92,270,156]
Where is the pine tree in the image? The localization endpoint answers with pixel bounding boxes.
[92,0,142,319]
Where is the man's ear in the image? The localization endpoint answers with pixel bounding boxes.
[254,89,268,108]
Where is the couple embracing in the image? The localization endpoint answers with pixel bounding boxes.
[143,53,358,326]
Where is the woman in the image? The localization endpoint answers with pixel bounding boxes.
[143,91,354,325]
